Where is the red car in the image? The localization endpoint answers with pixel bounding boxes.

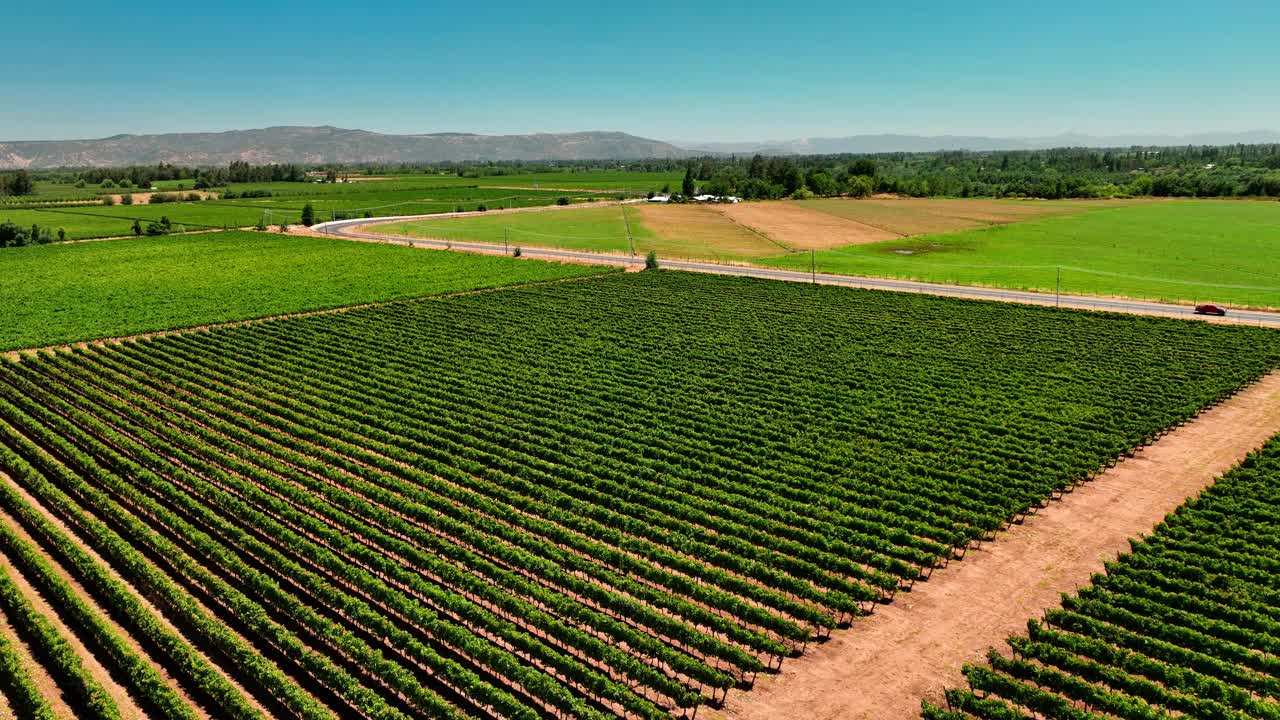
[1194,304,1227,317]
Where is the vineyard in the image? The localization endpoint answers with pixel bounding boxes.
[1,271,1279,719]
[926,432,1280,720]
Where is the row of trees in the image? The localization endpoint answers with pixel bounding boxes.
[10,143,1280,201]
[0,222,61,247]
[675,146,1280,200]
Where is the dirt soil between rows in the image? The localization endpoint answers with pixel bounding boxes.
[714,369,1280,720]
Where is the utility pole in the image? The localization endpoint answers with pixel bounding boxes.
[621,207,636,256]
[811,249,816,285]
[1056,266,1061,307]
[504,227,509,255]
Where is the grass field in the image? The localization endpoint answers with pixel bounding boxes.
[763,200,1280,308]
[796,197,1131,236]
[1,171,679,241]
[0,271,1276,719]
[1,189,603,240]
[0,231,610,350]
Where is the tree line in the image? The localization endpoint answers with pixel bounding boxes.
[6,143,1280,200]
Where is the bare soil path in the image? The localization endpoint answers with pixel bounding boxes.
[714,369,1280,720]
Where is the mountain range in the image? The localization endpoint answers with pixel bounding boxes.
[2,126,1278,168]
[0,126,687,169]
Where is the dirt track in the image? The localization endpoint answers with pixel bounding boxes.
[716,369,1280,720]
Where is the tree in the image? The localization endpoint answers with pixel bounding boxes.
[682,166,696,197]
[8,170,33,196]
[807,171,838,197]
[145,217,172,236]
[645,250,659,270]
[300,203,315,226]
[0,222,25,247]
[255,215,268,231]
[848,159,877,177]
[845,175,874,198]
[748,154,767,179]
[131,219,143,236]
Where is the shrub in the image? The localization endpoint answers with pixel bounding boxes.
[74,179,86,188]
[100,179,116,189]
[255,216,267,232]
[455,204,465,213]
[185,192,202,202]
[0,221,27,247]
[513,246,522,257]
[149,193,177,204]
[56,228,66,242]
[145,217,172,236]
[476,204,487,212]
[791,187,815,200]
[645,250,658,270]
[131,219,142,236]
[300,203,315,227]
[101,196,114,206]
[120,194,133,206]
[556,196,570,206]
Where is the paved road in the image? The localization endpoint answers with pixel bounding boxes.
[314,215,1280,328]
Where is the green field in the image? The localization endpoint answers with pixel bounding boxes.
[0,231,610,350]
[1,271,1276,719]
[1,171,677,240]
[762,200,1280,308]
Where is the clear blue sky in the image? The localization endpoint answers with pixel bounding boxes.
[4,1,1277,142]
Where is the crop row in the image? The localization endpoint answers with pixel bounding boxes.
[927,432,1280,720]
[1,271,1278,718]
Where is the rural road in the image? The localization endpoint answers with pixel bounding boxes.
[313,215,1280,328]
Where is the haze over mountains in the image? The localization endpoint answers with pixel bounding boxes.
[0,127,685,169]
[1,126,1277,168]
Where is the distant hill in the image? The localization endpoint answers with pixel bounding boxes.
[685,130,1280,155]
[0,126,689,168]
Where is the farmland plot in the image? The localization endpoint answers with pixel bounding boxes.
[926,432,1280,720]
[0,272,1278,719]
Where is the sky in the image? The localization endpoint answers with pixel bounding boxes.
[3,0,1278,143]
